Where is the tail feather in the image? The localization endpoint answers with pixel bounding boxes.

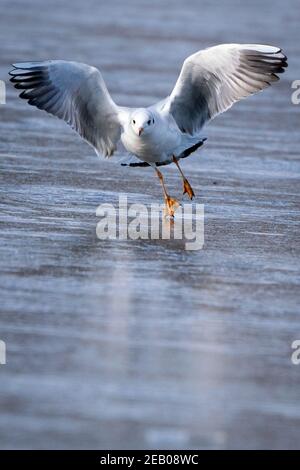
[121,138,207,168]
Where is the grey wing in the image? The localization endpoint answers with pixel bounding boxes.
[162,44,287,135]
[9,60,122,156]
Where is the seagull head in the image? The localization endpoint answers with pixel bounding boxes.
[131,109,155,137]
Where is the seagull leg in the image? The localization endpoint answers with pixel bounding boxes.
[153,165,179,217]
[173,156,195,200]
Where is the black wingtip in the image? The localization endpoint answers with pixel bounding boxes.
[179,138,207,159]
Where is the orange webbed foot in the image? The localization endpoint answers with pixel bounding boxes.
[183,178,195,200]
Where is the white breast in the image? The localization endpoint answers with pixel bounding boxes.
[121,120,182,164]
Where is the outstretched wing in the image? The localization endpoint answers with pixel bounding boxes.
[9,60,122,156]
[163,44,287,135]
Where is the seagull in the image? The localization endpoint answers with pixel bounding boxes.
[9,44,287,216]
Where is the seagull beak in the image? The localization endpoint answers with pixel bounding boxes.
[138,127,144,136]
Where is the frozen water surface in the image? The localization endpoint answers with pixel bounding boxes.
[0,0,300,450]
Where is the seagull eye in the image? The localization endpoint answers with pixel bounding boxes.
[133,119,136,124]
[147,119,151,125]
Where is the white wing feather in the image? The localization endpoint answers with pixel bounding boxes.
[10,60,121,156]
[163,44,287,135]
